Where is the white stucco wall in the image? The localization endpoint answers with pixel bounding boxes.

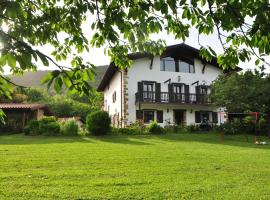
[103,71,122,120]
[126,56,225,126]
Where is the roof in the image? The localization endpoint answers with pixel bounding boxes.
[97,43,242,91]
[0,103,53,115]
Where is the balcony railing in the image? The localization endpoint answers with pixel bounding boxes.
[135,91,211,104]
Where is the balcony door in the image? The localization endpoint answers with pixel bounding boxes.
[143,82,155,102]
[169,83,188,103]
[173,84,183,102]
[196,85,210,104]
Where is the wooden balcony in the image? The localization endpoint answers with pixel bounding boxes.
[135,91,211,104]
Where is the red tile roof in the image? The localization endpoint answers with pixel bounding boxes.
[0,103,48,110]
[0,103,53,115]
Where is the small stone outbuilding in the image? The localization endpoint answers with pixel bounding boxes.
[0,103,52,132]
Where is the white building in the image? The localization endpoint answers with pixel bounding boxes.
[97,44,238,127]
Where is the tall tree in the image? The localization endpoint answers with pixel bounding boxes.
[0,0,270,99]
[211,68,270,115]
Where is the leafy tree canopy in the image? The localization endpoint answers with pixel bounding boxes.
[211,68,270,114]
[0,0,270,100]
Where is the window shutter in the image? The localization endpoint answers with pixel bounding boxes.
[155,83,161,102]
[138,82,143,101]
[212,112,218,123]
[138,82,143,92]
[168,84,173,103]
[195,86,201,103]
[184,85,189,103]
[195,111,201,123]
[157,110,163,123]
[136,110,143,120]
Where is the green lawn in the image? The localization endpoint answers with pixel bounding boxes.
[1,133,270,200]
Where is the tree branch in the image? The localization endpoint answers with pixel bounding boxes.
[0,75,27,88]
[207,0,226,51]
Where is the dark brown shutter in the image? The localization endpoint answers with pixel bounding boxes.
[195,111,201,123]
[157,110,163,123]
[212,112,218,123]
[138,82,143,101]
[168,84,173,103]
[136,110,143,120]
[195,86,201,103]
[155,83,161,102]
[184,84,189,103]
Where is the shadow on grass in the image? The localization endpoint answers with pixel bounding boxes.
[0,133,269,149]
[0,134,95,145]
[0,134,152,146]
[91,135,152,146]
[150,132,270,150]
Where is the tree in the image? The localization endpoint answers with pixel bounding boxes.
[1,0,270,119]
[211,68,270,114]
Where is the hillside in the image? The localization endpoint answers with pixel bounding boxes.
[7,65,108,89]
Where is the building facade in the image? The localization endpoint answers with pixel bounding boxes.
[97,44,235,127]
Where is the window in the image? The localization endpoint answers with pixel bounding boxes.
[179,60,195,73]
[160,57,176,72]
[160,57,195,73]
[136,110,143,120]
[143,82,154,92]
[173,85,182,94]
[195,111,210,123]
[201,112,209,123]
[143,82,155,101]
[144,110,154,123]
[112,91,116,103]
[201,87,208,95]
[157,111,163,123]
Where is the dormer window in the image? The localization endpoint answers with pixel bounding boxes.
[179,60,195,73]
[160,57,195,73]
[160,57,175,72]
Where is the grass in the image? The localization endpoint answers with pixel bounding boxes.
[1,133,270,200]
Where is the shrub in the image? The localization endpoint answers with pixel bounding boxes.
[164,125,184,134]
[43,122,61,136]
[243,116,255,133]
[39,117,60,136]
[24,120,40,135]
[86,111,111,135]
[185,124,200,133]
[218,119,244,135]
[258,117,268,135]
[61,119,79,136]
[112,127,145,135]
[147,121,164,134]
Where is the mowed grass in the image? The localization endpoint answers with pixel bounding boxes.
[1,133,270,200]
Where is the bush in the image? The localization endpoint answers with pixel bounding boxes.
[61,120,79,136]
[185,124,200,133]
[86,111,111,135]
[112,127,145,135]
[36,116,60,136]
[24,120,40,135]
[147,121,164,134]
[258,117,269,135]
[218,119,244,135]
[164,125,184,134]
[243,116,255,133]
[43,122,61,136]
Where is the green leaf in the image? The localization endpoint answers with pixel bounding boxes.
[7,53,16,68]
[255,59,260,66]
